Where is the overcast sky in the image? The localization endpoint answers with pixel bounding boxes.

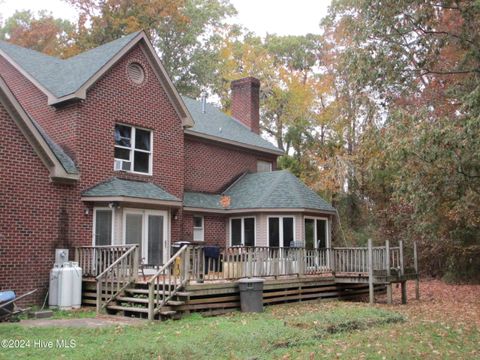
[0,0,332,36]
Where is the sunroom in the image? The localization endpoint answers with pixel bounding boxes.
[183,170,336,251]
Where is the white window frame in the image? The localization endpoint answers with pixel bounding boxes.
[257,160,273,172]
[229,216,256,247]
[304,216,330,249]
[92,207,115,246]
[114,123,153,176]
[267,215,296,248]
[193,215,204,242]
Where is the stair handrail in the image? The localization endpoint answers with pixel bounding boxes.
[147,244,189,321]
[95,244,139,312]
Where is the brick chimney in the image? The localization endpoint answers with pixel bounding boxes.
[231,77,260,134]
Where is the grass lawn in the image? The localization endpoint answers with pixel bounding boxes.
[0,280,478,359]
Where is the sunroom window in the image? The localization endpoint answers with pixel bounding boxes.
[268,216,295,247]
[230,217,255,247]
[114,124,152,174]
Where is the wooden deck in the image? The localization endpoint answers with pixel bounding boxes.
[76,240,419,320]
[81,275,388,318]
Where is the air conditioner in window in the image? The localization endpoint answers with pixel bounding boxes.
[114,159,131,171]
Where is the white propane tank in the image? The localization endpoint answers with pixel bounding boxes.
[48,264,61,308]
[71,262,82,308]
[57,262,83,309]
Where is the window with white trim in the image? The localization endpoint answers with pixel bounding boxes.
[93,208,113,246]
[304,217,328,250]
[268,216,295,247]
[257,160,272,172]
[230,217,255,247]
[193,215,204,241]
[114,124,152,174]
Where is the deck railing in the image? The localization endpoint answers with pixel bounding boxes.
[185,246,332,282]
[147,244,190,321]
[75,245,136,277]
[182,242,413,282]
[93,245,139,312]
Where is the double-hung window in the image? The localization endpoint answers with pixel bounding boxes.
[114,124,152,174]
[193,215,204,242]
[257,160,272,172]
[268,216,295,247]
[230,217,255,247]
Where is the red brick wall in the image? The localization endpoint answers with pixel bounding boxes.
[182,213,227,247]
[0,57,79,160]
[231,77,260,134]
[0,103,75,305]
[71,44,186,245]
[184,136,277,193]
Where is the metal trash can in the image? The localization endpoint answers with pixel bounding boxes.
[171,241,192,255]
[238,278,264,313]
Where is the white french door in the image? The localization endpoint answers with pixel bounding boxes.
[304,217,330,269]
[123,209,169,267]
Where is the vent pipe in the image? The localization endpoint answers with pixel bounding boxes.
[201,94,207,114]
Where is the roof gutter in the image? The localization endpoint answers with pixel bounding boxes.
[183,206,337,215]
[82,196,182,207]
[184,129,284,156]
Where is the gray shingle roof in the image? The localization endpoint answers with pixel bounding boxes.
[82,178,180,202]
[0,31,140,98]
[184,192,223,209]
[184,170,335,213]
[183,96,282,154]
[31,119,78,175]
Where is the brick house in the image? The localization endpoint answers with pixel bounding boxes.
[0,31,335,303]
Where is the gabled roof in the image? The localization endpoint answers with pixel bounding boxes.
[184,170,336,213]
[183,97,283,155]
[82,178,181,206]
[0,32,139,99]
[0,75,78,182]
[0,31,194,127]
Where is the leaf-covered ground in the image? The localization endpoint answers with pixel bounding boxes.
[0,280,478,359]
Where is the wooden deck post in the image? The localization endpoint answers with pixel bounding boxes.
[96,280,101,313]
[399,240,407,304]
[399,240,404,276]
[414,241,420,300]
[368,239,374,305]
[148,283,155,321]
[385,240,392,305]
[401,281,407,304]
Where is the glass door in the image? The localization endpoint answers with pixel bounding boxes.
[147,214,164,266]
[124,209,168,269]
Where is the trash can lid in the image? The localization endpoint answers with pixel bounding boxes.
[238,278,265,283]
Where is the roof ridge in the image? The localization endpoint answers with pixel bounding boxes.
[65,30,142,62]
[287,172,309,208]
[255,171,285,207]
[223,172,249,194]
[0,40,63,60]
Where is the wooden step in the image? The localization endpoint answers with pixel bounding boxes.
[124,288,191,297]
[107,305,149,313]
[166,300,185,306]
[117,296,149,304]
[159,310,177,316]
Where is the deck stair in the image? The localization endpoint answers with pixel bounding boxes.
[105,283,188,320]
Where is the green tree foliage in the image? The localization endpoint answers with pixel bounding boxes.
[324,0,480,280]
[64,0,236,96]
[0,10,75,57]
